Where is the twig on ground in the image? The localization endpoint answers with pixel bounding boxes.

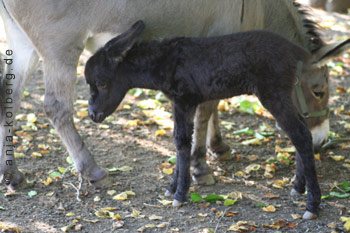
[64,181,82,202]
[165,218,173,233]
[214,207,231,233]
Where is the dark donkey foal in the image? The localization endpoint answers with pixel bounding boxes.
[85,21,323,219]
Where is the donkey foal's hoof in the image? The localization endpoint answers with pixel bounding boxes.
[172,199,183,207]
[290,188,303,201]
[165,190,173,197]
[303,211,318,220]
[290,188,300,196]
[192,173,215,186]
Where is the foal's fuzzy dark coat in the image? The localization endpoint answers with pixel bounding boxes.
[85,21,320,218]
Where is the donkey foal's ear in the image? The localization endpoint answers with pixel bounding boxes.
[104,20,146,58]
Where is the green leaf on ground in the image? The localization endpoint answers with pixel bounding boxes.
[233,127,254,135]
[66,156,73,165]
[49,171,62,179]
[239,100,255,115]
[108,166,133,172]
[190,192,203,203]
[205,194,224,203]
[257,202,268,207]
[224,198,238,206]
[28,190,37,198]
[167,156,176,164]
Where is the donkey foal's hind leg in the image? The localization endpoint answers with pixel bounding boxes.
[261,96,320,220]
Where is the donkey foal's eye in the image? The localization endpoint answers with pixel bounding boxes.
[97,84,107,90]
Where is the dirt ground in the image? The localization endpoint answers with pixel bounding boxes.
[1,7,350,233]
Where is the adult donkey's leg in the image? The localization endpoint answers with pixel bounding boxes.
[207,102,232,160]
[191,101,216,185]
[41,42,106,184]
[191,100,231,185]
[0,6,39,188]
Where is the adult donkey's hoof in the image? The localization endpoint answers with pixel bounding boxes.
[209,144,232,161]
[1,169,25,191]
[172,199,183,207]
[215,149,232,161]
[303,211,318,220]
[192,173,215,185]
[88,167,108,186]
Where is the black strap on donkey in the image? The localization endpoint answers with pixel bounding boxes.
[294,61,329,119]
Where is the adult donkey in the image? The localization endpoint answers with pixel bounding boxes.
[0,0,347,204]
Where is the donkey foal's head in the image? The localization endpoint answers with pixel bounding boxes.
[85,21,145,122]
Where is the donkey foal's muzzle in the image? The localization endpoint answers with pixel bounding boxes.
[88,109,105,123]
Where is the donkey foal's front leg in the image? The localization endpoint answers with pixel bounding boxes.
[167,103,196,207]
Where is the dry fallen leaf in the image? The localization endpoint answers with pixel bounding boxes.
[244,164,261,173]
[127,119,140,127]
[157,199,173,206]
[14,152,26,158]
[327,222,337,229]
[314,153,321,161]
[31,152,42,158]
[291,214,301,220]
[148,214,163,220]
[77,110,89,118]
[275,145,295,153]
[340,217,350,231]
[157,222,168,228]
[235,171,245,176]
[113,213,123,220]
[95,209,115,219]
[330,155,344,161]
[241,138,262,146]
[42,177,53,186]
[113,193,128,201]
[162,168,173,175]
[107,190,117,196]
[264,193,279,199]
[155,129,167,136]
[272,180,285,189]
[262,205,276,213]
[248,155,259,161]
